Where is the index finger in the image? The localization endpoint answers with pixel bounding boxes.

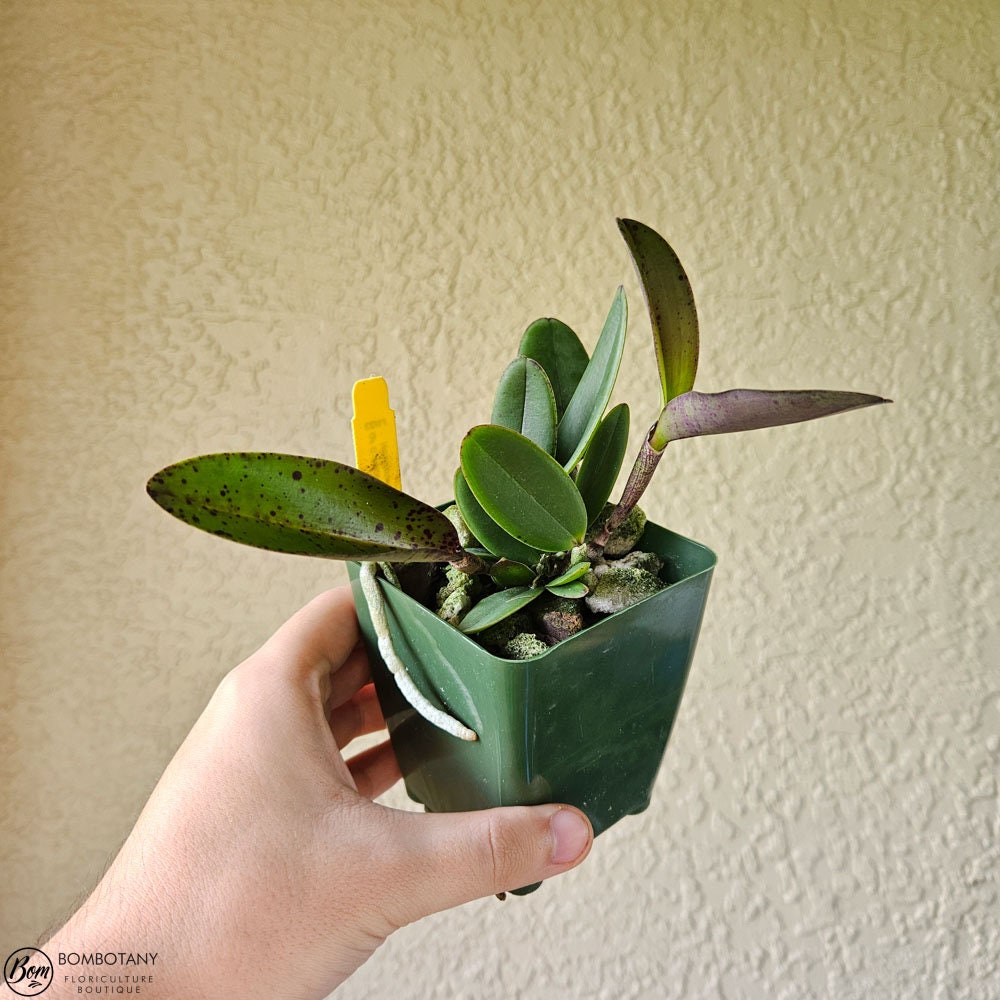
[257,587,362,685]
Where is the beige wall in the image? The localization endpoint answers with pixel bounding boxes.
[2,1,996,996]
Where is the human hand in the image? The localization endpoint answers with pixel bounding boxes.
[37,588,592,999]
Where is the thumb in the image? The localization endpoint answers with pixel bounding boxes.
[383,804,593,923]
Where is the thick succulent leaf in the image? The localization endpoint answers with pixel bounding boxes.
[546,580,588,599]
[545,561,590,587]
[491,356,558,454]
[518,317,590,418]
[458,587,544,634]
[461,425,588,552]
[618,218,699,406]
[653,389,892,444]
[574,403,631,522]
[453,468,543,566]
[147,452,462,562]
[556,286,628,471]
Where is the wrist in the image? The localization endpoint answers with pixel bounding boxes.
[39,853,204,999]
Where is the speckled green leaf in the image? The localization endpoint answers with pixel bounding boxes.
[453,468,543,567]
[575,403,630,522]
[461,425,588,553]
[518,318,590,418]
[458,586,545,634]
[491,356,558,454]
[618,218,699,406]
[556,286,628,471]
[653,389,892,444]
[147,452,462,562]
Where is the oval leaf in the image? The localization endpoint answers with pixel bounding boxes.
[654,389,892,443]
[518,317,590,418]
[545,561,590,587]
[461,425,588,552]
[458,587,544,634]
[490,559,537,587]
[147,452,462,562]
[556,286,628,471]
[491,356,558,454]
[546,580,588,599]
[618,218,699,406]
[453,468,544,567]
[575,402,631,522]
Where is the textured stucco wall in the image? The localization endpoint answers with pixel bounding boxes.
[1,1,997,997]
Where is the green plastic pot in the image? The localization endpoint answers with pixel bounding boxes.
[349,518,715,818]
[348,519,715,870]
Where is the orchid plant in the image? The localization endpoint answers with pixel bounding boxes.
[148,219,889,740]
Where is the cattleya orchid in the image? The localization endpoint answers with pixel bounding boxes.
[148,219,889,739]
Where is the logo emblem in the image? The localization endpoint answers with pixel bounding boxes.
[3,949,53,996]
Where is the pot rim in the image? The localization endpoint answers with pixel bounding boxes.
[350,519,717,667]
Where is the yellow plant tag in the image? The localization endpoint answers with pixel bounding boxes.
[351,377,402,490]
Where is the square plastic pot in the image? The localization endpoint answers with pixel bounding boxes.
[348,520,715,840]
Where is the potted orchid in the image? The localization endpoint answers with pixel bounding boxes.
[147,220,889,891]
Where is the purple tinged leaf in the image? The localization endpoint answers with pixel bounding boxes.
[654,389,892,444]
[618,219,699,406]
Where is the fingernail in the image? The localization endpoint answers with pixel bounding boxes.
[549,808,591,865]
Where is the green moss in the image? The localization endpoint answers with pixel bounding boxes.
[614,548,663,575]
[604,505,647,556]
[503,632,550,660]
[585,565,663,614]
[476,610,534,654]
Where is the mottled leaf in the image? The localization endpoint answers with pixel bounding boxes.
[556,287,628,471]
[147,452,462,562]
[461,425,588,552]
[574,403,630,522]
[653,389,892,444]
[518,317,590,417]
[618,218,699,406]
[491,356,558,454]
[458,587,545,634]
[453,469,543,567]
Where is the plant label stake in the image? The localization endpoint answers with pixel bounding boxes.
[352,376,402,490]
[351,377,478,742]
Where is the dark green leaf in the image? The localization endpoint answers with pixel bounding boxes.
[490,559,537,587]
[618,218,699,406]
[453,469,543,567]
[556,286,628,471]
[458,587,545,634]
[653,389,892,444]
[518,317,590,418]
[575,403,630,522]
[147,452,462,562]
[461,425,588,552]
[546,580,588,599]
[491,356,558,454]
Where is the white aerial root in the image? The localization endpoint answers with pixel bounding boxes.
[359,562,478,742]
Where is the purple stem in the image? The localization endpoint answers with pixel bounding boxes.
[589,423,665,552]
